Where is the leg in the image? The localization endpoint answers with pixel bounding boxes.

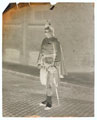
[45,71,53,110]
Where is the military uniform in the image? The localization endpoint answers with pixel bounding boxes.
[37,36,63,109]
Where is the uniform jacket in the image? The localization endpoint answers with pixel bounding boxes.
[37,37,67,77]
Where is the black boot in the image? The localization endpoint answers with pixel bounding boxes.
[39,95,48,106]
[45,96,52,110]
[39,100,47,106]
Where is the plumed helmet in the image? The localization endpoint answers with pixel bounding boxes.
[44,20,55,36]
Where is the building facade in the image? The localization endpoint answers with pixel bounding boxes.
[3,3,94,72]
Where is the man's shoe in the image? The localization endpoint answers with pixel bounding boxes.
[44,106,51,110]
[44,103,52,110]
[39,100,47,107]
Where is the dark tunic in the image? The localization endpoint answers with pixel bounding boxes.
[38,37,61,63]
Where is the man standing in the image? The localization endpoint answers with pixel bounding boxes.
[37,22,66,110]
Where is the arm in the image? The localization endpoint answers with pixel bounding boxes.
[37,39,45,67]
[53,39,61,63]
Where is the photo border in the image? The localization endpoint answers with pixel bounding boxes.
[0,0,96,120]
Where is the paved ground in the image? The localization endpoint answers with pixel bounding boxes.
[2,69,94,117]
[3,62,94,87]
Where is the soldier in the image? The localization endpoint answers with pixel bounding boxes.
[37,22,67,110]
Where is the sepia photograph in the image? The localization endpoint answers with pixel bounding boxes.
[2,2,94,117]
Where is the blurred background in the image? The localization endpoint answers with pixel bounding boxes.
[2,3,94,73]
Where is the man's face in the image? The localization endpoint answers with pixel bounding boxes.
[44,30,52,38]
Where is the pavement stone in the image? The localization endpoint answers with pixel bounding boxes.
[2,70,94,117]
